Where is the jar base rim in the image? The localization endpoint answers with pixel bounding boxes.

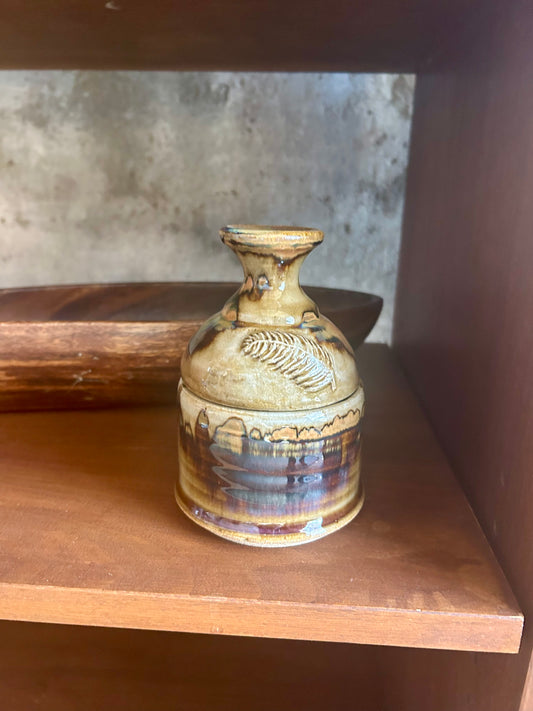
[175,483,365,548]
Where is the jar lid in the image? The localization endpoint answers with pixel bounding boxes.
[181,226,360,412]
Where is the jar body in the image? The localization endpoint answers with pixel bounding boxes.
[176,380,364,547]
[176,225,366,547]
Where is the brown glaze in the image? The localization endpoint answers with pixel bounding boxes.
[181,227,360,411]
[177,225,366,546]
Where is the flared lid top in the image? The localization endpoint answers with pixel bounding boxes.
[221,225,323,255]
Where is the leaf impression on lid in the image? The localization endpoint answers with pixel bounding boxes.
[241,330,336,393]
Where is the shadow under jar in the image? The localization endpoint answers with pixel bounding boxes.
[176,225,365,547]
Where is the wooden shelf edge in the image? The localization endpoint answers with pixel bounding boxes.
[0,0,475,73]
[0,583,523,653]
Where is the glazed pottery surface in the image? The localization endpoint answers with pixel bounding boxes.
[176,225,366,547]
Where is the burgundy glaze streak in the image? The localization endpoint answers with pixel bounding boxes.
[177,410,362,537]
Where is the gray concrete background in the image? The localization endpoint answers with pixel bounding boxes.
[0,72,414,342]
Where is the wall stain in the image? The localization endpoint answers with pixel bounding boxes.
[176,75,230,109]
[358,174,407,217]
[392,75,415,120]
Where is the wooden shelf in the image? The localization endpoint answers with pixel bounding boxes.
[0,0,477,72]
[0,344,522,653]
[0,621,384,711]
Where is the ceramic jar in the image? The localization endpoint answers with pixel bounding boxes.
[176,225,365,546]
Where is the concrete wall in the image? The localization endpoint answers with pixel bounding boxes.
[0,72,413,342]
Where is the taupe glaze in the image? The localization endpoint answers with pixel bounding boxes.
[177,225,366,546]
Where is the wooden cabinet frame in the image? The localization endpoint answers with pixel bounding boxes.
[0,1,531,708]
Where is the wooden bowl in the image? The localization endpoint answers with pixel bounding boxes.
[0,283,382,411]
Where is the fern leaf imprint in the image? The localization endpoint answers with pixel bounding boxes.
[241,330,336,393]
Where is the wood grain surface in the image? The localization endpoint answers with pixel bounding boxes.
[0,0,482,72]
[0,282,381,411]
[0,621,383,711]
[0,345,522,652]
[392,0,533,707]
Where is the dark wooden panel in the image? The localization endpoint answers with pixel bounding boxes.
[0,345,522,651]
[393,0,533,707]
[0,621,381,711]
[0,0,479,71]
